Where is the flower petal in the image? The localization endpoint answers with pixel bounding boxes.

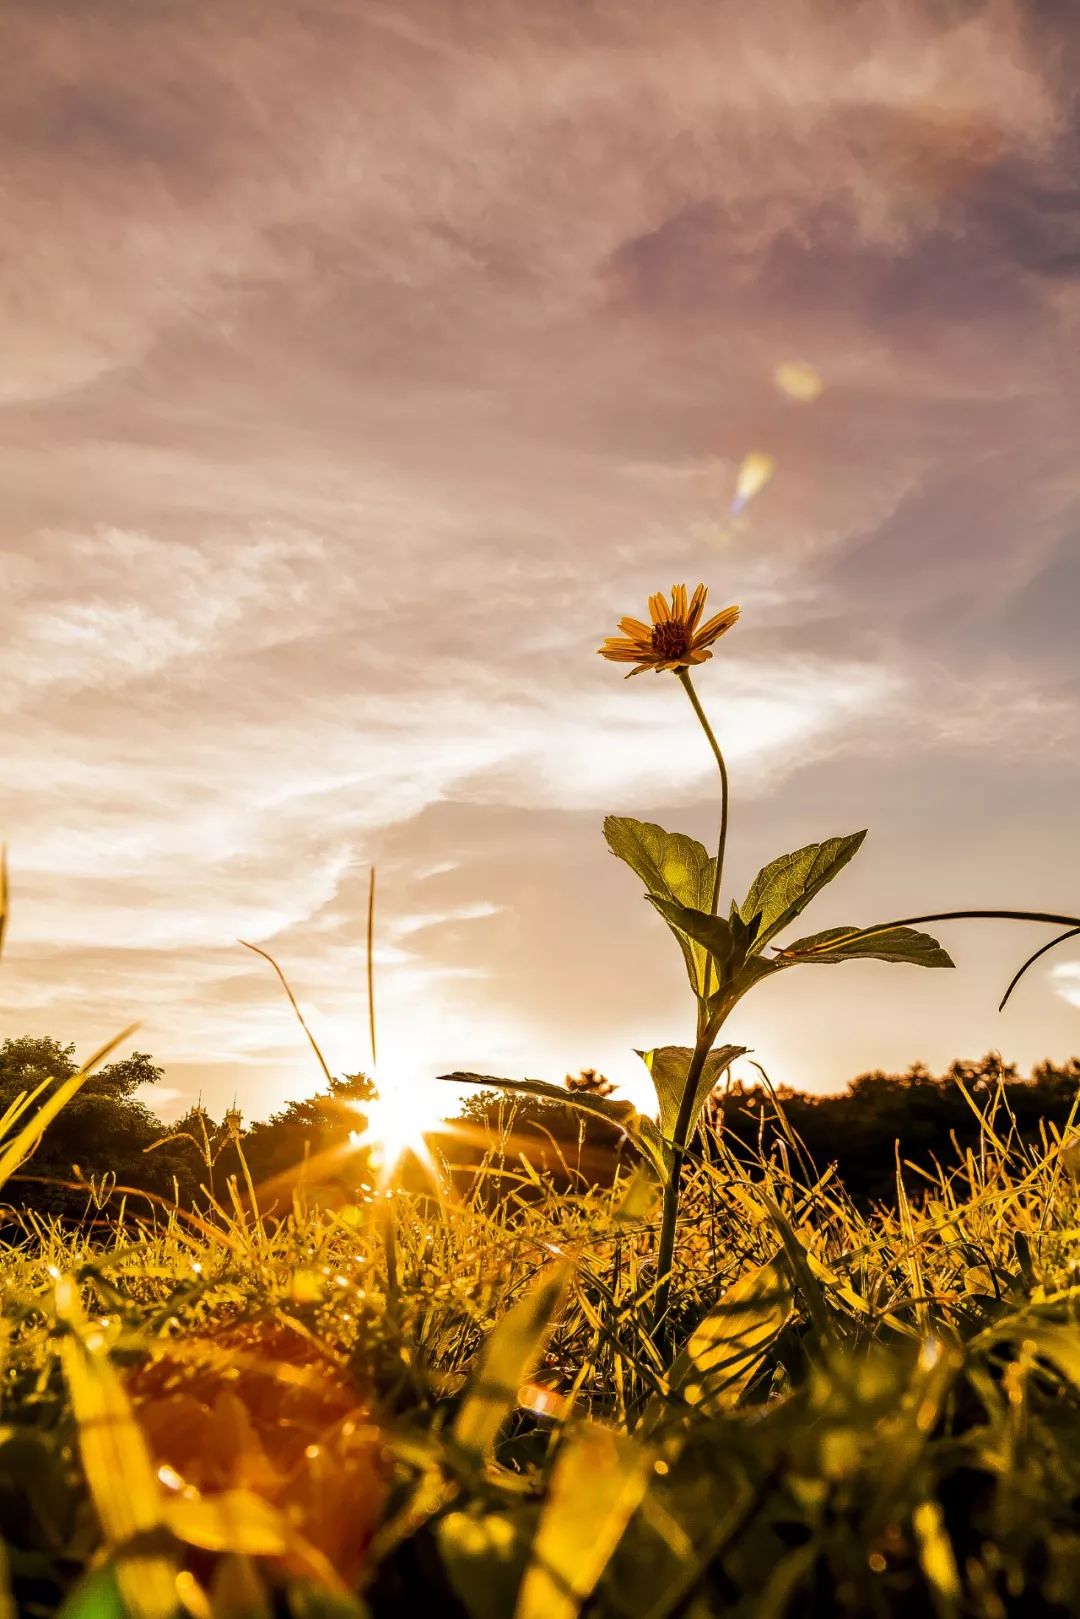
[617,617,652,639]
[599,646,647,662]
[649,592,670,624]
[686,584,707,634]
[693,605,740,646]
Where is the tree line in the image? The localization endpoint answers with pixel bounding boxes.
[2,1035,1078,1222]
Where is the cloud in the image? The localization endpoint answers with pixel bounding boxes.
[1053,964,1080,1010]
[2,0,1078,1114]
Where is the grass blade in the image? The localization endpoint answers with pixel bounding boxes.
[515,1423,651,1619]
[453,1263,570,1465]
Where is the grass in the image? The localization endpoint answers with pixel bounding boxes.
[4,1069,1080,1618]
[4,597,1080,1619]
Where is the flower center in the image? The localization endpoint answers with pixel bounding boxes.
[650,620,690,661]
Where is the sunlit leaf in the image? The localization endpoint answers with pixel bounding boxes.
[612,1165,659,1224]
[912,1500,961,1619]
[647,897,735,975]
[166,1489,347,1593]
[515,1423,652,1619]
[666,1256,793,1415]
[603,817,716,994]
[438,1073,668,1178]
[1061,1134,1080,1183]
[602,818,715,914]
[776,925,954,968]
[165,1490,289,1557]
[985,1320,1080,1394]
[738,832,866,951]
[453,1264,570,1464]
[636,1045,746,1144]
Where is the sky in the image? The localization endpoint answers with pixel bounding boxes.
[2,0,1079,1125]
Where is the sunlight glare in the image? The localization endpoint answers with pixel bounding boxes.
[348,1074,449,1183]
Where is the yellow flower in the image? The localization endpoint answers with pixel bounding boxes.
[598,584,740,678]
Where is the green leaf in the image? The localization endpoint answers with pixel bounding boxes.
[603,817,716,994]
[912,1500,961,1619]
[55,1566,128,1619]
[438,1507,532,1619]
[603,817,715,911]
[981,1320,1080,1394]
[776,925,954,968]
[626,1114,670,1182]
[209,1553,273,1619]
[728,901,762,955]
[665,1255,793,1415]
[286,1584,371,1619]
[647,898,735,973]
[738,832,866,950]
[452,1264,569,1464]
[636,1045,746,1144]
[515,1423,652,1619]
[0,1427,73,1550]
[612,1165,660,1224]
[437,1073,669,1178]
[707,953,783,1020]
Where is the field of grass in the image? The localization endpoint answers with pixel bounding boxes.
[4,1065,1080,1619]
[5,584,1080,1619]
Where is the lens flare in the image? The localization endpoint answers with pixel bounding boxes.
[774,361,824,402]
[731,451,776,515]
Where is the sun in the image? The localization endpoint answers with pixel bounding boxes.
[347,1076,449,1184]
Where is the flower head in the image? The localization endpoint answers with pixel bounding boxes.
[598,584,740,678]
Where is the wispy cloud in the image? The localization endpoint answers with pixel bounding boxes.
[1053,965,1080,1011]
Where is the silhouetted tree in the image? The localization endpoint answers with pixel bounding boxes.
[0,1036,202,1218]
[565,1067,615,1097]
[4,1035,1079,1220]
[237,1073,376,1209]
[709,1053,1080,1207]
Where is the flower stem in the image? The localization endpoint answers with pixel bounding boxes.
[648,670,733,1350]
[676,668,729,920]
[650,1016,717,1346]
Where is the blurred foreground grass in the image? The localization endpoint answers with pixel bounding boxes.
[4,1066,1080,1619]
